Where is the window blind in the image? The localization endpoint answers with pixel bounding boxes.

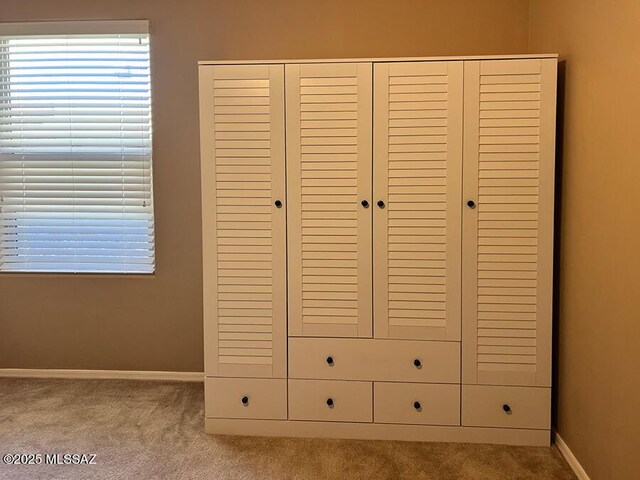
[0,29,154,273]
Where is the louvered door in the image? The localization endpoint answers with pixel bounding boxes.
[373,62,463,341]
[200,64,286,378]
[287,63,373,338]
[462,59,556,386]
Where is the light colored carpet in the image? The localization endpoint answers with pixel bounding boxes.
[0,378,576,479]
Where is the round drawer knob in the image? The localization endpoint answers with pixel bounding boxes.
[326,398,334,408]
[413,401,422,411]
[467,200,476,208]
[274,200,283,208]
[413,358,422,368]
[377,200,385,208]
[502,403,511,413]
[326,356,334,366]
[241,396,249,406]
[361,200,369,208]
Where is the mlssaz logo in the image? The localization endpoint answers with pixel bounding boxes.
[45,454,97,465]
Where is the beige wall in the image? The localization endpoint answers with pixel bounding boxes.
[530,1,640,479]
[0,0,530,371]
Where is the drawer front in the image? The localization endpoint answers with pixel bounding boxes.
[462,385,551,430]
[374,383,460,426]
[289,338,459,383]
[205,378,287,420]
[288,379,372,423]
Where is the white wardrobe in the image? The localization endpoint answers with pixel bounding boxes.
[199,55,557,446]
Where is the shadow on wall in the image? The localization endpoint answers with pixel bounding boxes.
[551,60,566,431]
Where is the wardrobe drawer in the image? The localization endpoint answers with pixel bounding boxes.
[374,383,460,426]
[462,385,551,430]
[205,378,287,420]
[289,338,459,383]
[288,379,372,423]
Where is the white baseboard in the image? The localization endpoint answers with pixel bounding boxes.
[0,368,204,382]
[554,432,590,480]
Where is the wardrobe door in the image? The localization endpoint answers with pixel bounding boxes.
[200,64,286,378]
[373,62,463,341]
[287,63,373,338]
[462,59,557,387]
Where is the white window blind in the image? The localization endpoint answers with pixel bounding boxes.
[0,24,154,273]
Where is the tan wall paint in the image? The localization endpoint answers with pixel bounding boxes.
[530,2,640,479]
[0,0,529,371]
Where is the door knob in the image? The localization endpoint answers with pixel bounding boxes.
[361,200,369,208]
[274,200,282,208]
[467,200,476,208]
[377,200,385,208]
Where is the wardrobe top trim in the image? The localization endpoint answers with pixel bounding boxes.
[198,54,558,66]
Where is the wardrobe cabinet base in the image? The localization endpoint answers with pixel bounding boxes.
[205,418,551,446]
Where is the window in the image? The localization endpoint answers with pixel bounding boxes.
[0,21,154,273]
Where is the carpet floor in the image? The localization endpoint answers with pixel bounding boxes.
[0,378,575,480]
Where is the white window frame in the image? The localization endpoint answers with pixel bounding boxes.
[0,20,155,274]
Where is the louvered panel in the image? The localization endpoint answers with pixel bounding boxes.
[476,61,540,375]
[287,63,372,338]
[200,64,286,378]
[463,59,556,387]
[374,62,462,341]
